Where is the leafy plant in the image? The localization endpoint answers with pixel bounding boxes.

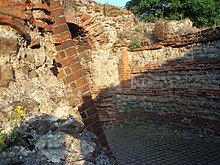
[125,0,220,27]
[0,134,7,151]
[131,37,141,49]
[0,106,25,152]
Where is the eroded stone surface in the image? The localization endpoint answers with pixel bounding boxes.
[0,1,112,164]
[153,18,199,41]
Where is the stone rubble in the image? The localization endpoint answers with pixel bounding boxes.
[0,2,112,163]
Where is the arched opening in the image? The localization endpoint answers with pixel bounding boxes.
[67,22,91,53]
[67,22,83,38]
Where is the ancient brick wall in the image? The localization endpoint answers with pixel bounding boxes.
[68,5,220,135]
[50,0,111,153]
[42,0,220,137]
[110,39,220,135]
[92,31,220,136]
[0,0,111,156]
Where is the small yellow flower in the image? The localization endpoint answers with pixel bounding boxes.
[16,106,25,115]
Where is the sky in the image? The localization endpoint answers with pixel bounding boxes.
[95,0,129,8]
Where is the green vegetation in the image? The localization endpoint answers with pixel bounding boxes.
[131,37,141,49]
[125,0,220,27]
[0,106,25,152]
[0,134,7,151]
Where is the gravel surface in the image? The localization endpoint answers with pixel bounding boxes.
[105,125,220,165]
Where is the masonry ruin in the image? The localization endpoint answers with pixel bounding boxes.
[63,0,220,136]
[0,0,220,164]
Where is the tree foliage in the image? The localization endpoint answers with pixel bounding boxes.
[125,0,220,27]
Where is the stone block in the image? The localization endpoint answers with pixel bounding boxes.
[0,79,10,87]
[15,65,31,80]
[153,18,199,41]
[28,70,38,79]
[29,35,41,48]
[0,37,17,56]
[0,64,13,80]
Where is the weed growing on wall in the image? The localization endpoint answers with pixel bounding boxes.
[0,106,25,151]
[131,37,141,49]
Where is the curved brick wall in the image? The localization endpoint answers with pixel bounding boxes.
[118,40,220,135]
[95,33,220,136]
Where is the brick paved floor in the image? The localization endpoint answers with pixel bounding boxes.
[104,125,220,165]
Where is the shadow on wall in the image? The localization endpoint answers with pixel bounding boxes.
[80,95,112,153]
[95,40,220,136]
[0,114,110,165]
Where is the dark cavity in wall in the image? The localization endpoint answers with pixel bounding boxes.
[67,23,83,38]
[67,23,91,53]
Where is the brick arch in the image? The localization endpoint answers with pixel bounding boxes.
[65,11,108,50]
[0,0,111,156]
[50,0,112,155]
[0,0,30,35]
[0,0,53,44]
[0,16,28,36]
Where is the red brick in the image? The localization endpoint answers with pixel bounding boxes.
[80,111,88,119]
[82,95,92,102]
[59,51,66,59]
[77,78,87,87]
[62,40,74,49]
[54,16,66,25]
[1,8,25,19]
[61,31,71,41]
[53,37,62,44]
[86,126,93,132]
[65,73,75,84]
[60,56,77,67]
[70,82,77,88]
[55,44,63,51]
[1,17,27,35]
[73,89,82,98]
[66,47,77,56]
[50,1,62,9]
[71,63,81,72]
[52,24,69,34]
[93,127,104,135]
[64,71,83,85]
[86,106,97,116]
[77,102,84,112]
[91,121,101,131]
[45,25,52,32]
[35,20,50,29]
[81,100,95,112]
[72,70,83,81]
[56,70,64,79]
[55,55,61,62]
[78,84,90,95]
[64,67,71,75]
[83,114,98,126]
[51,8,64,17]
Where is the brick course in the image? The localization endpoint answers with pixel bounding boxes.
[97,39,220,137]
[50,0,112,155]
